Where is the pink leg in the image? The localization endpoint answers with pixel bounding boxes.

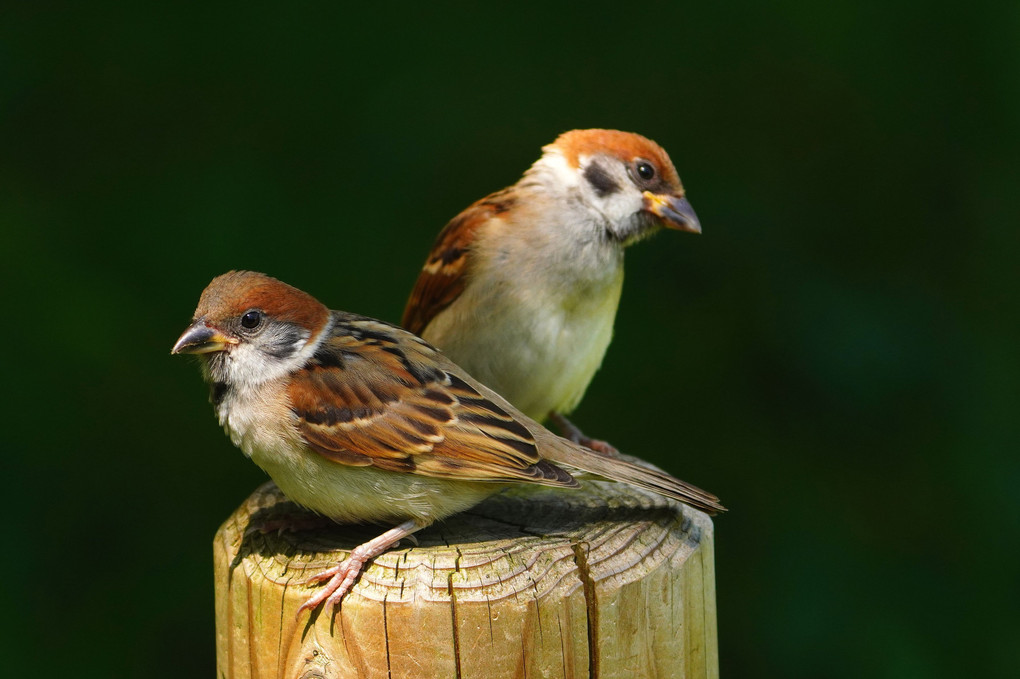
[549,412,620,457]
[296,518,429,617]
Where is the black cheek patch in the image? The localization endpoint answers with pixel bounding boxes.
[583,162,620,197]
[264,326,306,359]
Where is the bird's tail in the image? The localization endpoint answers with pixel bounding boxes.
[543,438,726,515]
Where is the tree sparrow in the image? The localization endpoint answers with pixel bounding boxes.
[173,271,723,614]
[402,129,701,455]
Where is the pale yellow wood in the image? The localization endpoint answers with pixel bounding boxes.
[214,479,719,678]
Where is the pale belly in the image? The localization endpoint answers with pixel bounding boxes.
[252,444,499,525]
[423,267,624,421]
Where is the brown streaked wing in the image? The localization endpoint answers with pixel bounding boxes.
[401,188,516,335]
[286,315,577,488]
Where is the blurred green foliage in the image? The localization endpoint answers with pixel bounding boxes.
[2,2,1017,677]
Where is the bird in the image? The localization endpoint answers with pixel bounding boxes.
[402,129,701,455]
[173,271,723,615]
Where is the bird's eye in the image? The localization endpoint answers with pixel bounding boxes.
[636,161,656,181]
[240,310,262,330]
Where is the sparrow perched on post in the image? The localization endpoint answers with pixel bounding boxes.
[173,271,723,614]
[402,129,701,455]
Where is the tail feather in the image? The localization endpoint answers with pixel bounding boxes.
[543,437,726,516]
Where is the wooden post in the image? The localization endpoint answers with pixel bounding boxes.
[214,479,718,679]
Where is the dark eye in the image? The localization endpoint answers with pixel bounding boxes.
[636,161,656,181]
[240,310,262,330]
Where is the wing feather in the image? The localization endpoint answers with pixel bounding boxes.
[401,188,517,334]
[286,314,577,489]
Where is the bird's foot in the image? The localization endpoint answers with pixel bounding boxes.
[296,518,429,617]
[549,412,620,457]
[577,436,620,457]
[297,555,367,616]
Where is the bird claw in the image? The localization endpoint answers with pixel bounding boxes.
[549,412,620,457]
[296,555,366,616]
[294,518,426,618]
[577,436,620,458]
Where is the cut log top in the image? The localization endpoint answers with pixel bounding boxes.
[215,478,718,679]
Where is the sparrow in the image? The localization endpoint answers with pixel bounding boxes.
[173,271,723,615]
[402,129,701,455]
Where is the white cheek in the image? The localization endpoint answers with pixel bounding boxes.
[225,343,288,385]
[599,190,644,224]
[221,324,321,388]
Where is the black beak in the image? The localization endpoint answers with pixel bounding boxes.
[642,191,702,234]
[171,321,237,355]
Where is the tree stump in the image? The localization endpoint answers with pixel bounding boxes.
[214,479,718,679]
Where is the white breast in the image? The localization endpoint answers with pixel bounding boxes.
[422,220,624,421]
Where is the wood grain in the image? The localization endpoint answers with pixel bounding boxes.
[214,479,718,678]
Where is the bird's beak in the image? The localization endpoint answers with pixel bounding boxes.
[171,321,237,355]
[642,191,702,234]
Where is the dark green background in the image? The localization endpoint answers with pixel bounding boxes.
[3,2,1017,676]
